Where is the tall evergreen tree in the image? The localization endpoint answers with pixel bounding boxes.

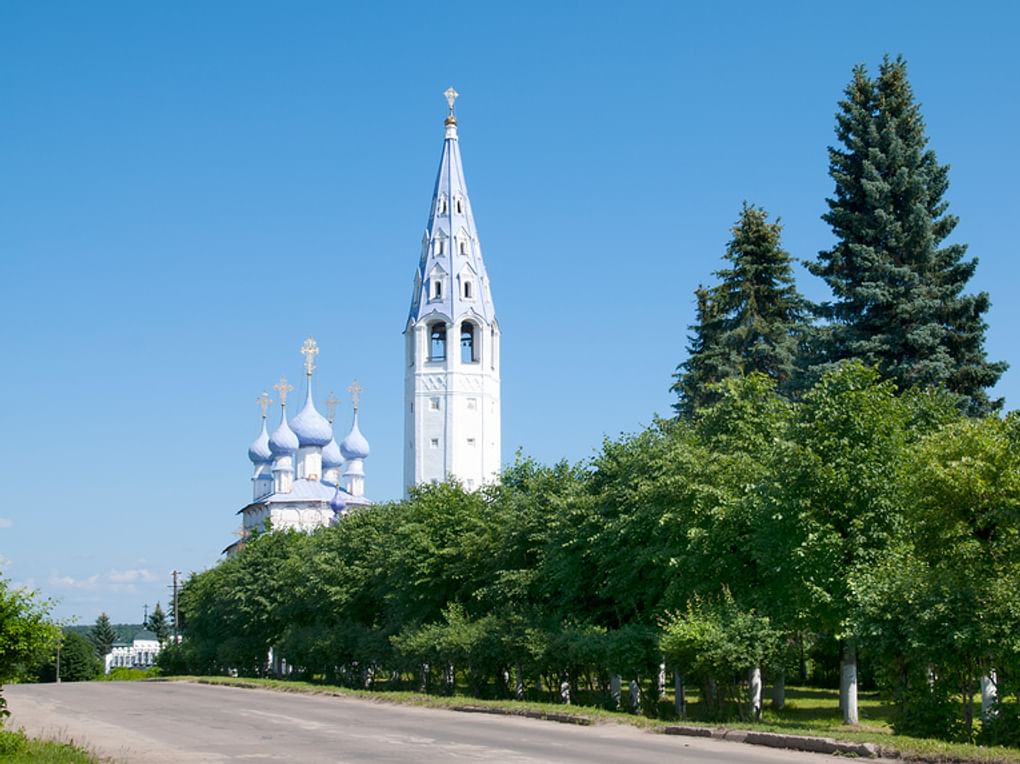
[672,285,727,417]
[810,55,1006,414]
[672,203,807,417]
[89,612,117,657]
[147,602,170,644]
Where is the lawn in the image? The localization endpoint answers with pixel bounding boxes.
[0,728,97,763]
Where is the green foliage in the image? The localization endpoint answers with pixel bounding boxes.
[36,631,102,683]
[673,204,808,417]
[660,591,780,720]
[810,55,1006,414]
[0,578,59,719]
[146,602,170,644]
[88,613,117,658]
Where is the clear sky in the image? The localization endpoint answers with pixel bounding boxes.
[1,1,1017,624]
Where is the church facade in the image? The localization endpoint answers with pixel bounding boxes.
[404,89,501,493]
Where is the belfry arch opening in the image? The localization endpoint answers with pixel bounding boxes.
[429,323,447,361]
[460,321,477,364]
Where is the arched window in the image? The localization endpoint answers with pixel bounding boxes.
[456,199,463,214]
[429,323,447,361]
[438,197,448,215]
[459,240,467,255]
[461,322,476,363]
[463,281,472,299]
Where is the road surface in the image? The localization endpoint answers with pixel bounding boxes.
[7,681,842,763]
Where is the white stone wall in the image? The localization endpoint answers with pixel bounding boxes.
[404,316,500,493]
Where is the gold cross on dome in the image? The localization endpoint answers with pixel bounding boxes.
[300,336,319,375]
[347,379,363,413]
[256,391,272,418]
[444,87,459,114]
[325,391,340,423]
[273,375,294,406]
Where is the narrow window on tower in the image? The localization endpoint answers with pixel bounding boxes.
[459,240,467,255]
[463,281,472,299]
[461,322,476,363]
[433,280,442,300]
[456,198,463,214]
[429,323,447,361]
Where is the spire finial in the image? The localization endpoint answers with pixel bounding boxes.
[256,391,272,419]
[300,336,319,377]
[274,375,294,407]
[347,379,363,414]
[444,87,459,127]
[325,391,340,424]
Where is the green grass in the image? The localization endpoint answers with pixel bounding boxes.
[0,728,98,763]
[96,667,160,681]
[162,676,1020,764]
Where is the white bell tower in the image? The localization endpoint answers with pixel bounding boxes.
[404,88,501,494]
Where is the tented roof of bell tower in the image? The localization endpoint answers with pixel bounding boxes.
[407,92,496,328]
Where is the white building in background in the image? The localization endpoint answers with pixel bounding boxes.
[404,88,501,493]
[225,338,372,556]
[105,629,161,673]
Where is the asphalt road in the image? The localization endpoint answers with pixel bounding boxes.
[7,681,838,763]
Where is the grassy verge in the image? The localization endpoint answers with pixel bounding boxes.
[0,728,98,763]
[161,676,1020,764]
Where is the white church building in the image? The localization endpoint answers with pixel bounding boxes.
[227,338,372,555]
[227,89,501,553]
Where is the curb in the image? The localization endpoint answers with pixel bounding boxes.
[664,725,879,758]
[450,705,592,726]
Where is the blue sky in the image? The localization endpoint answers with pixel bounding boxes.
[1,1,1017,624]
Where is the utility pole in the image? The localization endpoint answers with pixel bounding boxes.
[55,638,61,684]
[171,570,181,643]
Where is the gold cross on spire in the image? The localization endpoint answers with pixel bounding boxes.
[273,375,294,406]
[444,87,459,115]
[256,391,272,418]
[300,336,320,376]
[347,379,363,414]
[325,391,340,424]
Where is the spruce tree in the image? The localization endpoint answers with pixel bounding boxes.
[147,602,170,644]
[89,612,118,657]
[810,56,1006,414]
[671,285,728,417]
[672,203,807,417]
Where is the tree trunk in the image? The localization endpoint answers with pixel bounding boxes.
[610,674,622,710]
[748,666,763,721]
[629,678,641,714]
[771,670,786,710]
[657,661,667,700]
[981,672,998,721]
[560,672,571,705]
[515,664,525,700]
[674,671,686,719]
[840,640,858,725]
[962,677,975,738]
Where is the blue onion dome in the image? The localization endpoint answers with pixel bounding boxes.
[248,419,273,464]
[340,413,370,461]
[290,389,333,448]
[330,483,347,513]
[269,413,299,456]
[321,437,343,470]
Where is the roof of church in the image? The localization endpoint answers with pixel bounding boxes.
[134,629,158,641]
[258,478,371,507]
[339,412,370,460]
[290,372,333,448]
[407,93,496,328]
